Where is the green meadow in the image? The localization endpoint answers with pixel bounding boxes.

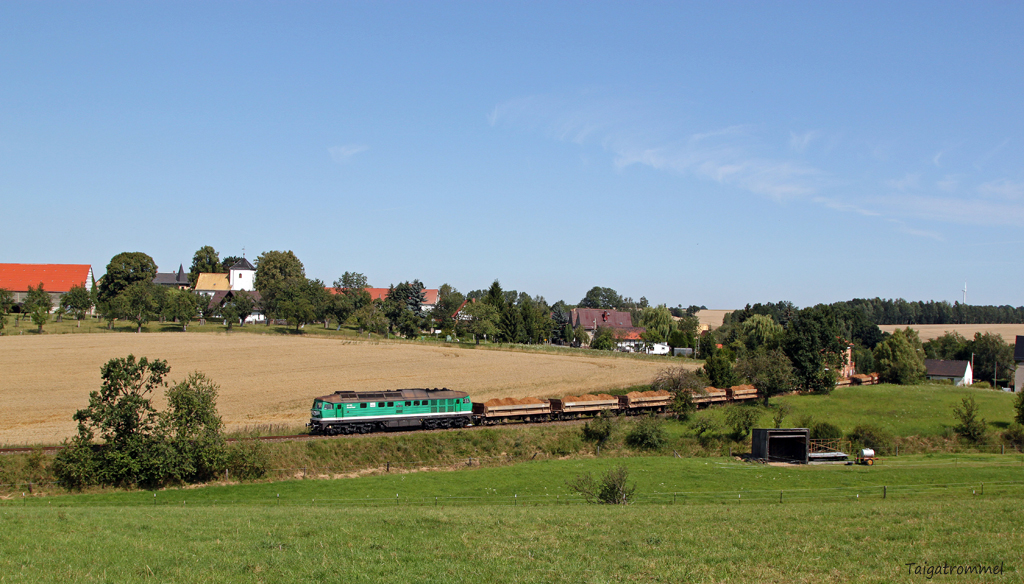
[2,455,1021,583]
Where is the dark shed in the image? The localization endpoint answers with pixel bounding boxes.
[751,428,810,464]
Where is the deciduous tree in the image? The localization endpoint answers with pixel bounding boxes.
[736,348,795,406]
[98,252,157,304]
[873,327,926,384]
[189,246,222,287]
[60,284,93,327]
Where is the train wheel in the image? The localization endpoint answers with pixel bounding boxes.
[358,424,370,434]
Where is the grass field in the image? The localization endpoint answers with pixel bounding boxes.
[878,323,1024,341]
[2,455,1022,583]
[0,333,682,446]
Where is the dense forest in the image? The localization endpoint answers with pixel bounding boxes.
[726,298,1024,327]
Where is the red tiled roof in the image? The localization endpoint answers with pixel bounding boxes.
[570,308,634,329]
[0,264,92,293]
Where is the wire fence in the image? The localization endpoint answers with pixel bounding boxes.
[2,478,1023,509]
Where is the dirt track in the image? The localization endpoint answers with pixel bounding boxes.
[0,333,680,445]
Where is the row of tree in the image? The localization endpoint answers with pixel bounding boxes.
[728,298,1024,327]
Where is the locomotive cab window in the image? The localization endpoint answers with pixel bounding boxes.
[413,401,420,406]
[405,401,411,406]
[386,402,393,407]
[360,403,367,409]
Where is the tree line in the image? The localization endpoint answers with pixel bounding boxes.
[728,298,1024,327]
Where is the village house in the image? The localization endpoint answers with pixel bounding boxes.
[152,264,189,289]
[568,308,646,347]
[194,258,256,297]
[924,359,973,386]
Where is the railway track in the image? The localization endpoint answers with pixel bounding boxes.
[0,418,595,455]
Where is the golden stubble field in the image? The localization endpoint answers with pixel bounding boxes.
[878,323,1024,341]
[0,333,680,445]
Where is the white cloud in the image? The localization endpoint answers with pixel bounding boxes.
[877,194,1024,227]
[328,144,369,162]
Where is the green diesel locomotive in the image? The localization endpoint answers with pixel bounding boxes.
[307,388,472,435]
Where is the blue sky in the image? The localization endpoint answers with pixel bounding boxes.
[2,2,1022,308]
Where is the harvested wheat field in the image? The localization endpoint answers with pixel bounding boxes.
[878,323,1024,341]
[0,333,684,445]
[697,309,732,329]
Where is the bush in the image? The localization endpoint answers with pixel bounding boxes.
[690,413,720,446]
[847,424,894,450]
[226,439,268,480]
[771,404,792,428]
[582,414,614,444]
[1014,391,1024,425]
[566,465,636,505]
[810,421,844,441]
[1002,423,1024,450]
[625,415,667,450]
[971,381,991,389]
[724,406,762,441]
[952,396,987,443]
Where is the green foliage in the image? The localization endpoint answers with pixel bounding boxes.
[1002,423,1024,449]
[853,345,875,374]
[782,308,846,394]
[578,286,624,310]
[703,350,737,388]
[689,412,720,445]
[254,250,305,321]
[226,439,269,480]
[1014,391,1024,426]
[589,326,617,351]
[741,314,783,351]
[625,415,667,450]
[53,356,234,489]
[0,287,13,316]
[353,302,388,335]
[120,282,160,333]
[188,245,223,287]
[809,421,844,441]
[24,282,52,333]
[952,396,987,443]
[461,300,499,341]
[873,327,926,384]
[566,465,636,504]
[161,372,227,483]
[60,284,93,324]
[581,414,614,444]
[219,290,256,330]
[847,424,894,450]
[164,289,200,330]
[98,252,157,304]
[276,278,328,332]
[724,406,762,440]
[736,348,794,406]
[651,367,706,420]
[771,404,792,428]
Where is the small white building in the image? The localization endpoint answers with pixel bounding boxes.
[924,359,973,386]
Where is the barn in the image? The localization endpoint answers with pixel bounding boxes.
[0,263,94,310]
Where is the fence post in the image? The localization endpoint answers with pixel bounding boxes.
[780,491,783,504]
[303,467,306,479]
[515,494,517,506]
[396,494,399,506]
[883,486,886,499]
[981,482,984,495]
[277,494,280,505]
[387,462,390,473]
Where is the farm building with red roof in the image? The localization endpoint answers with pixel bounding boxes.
[0,263,94,309]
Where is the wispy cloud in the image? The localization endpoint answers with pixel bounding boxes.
[877,194,1024,227]
[789,130,820,153]
[885,173,921,191]
[488,93,1024,233]
[977,178,1024,200]
[328,144,369,162]
[974,138,1009,170]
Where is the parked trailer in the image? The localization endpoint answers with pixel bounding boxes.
[549,394,620,420]
[472,398,552,424]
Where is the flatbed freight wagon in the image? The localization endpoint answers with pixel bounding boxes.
[548,394,620,419]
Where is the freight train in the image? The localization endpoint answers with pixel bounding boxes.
[306,385,762,435]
